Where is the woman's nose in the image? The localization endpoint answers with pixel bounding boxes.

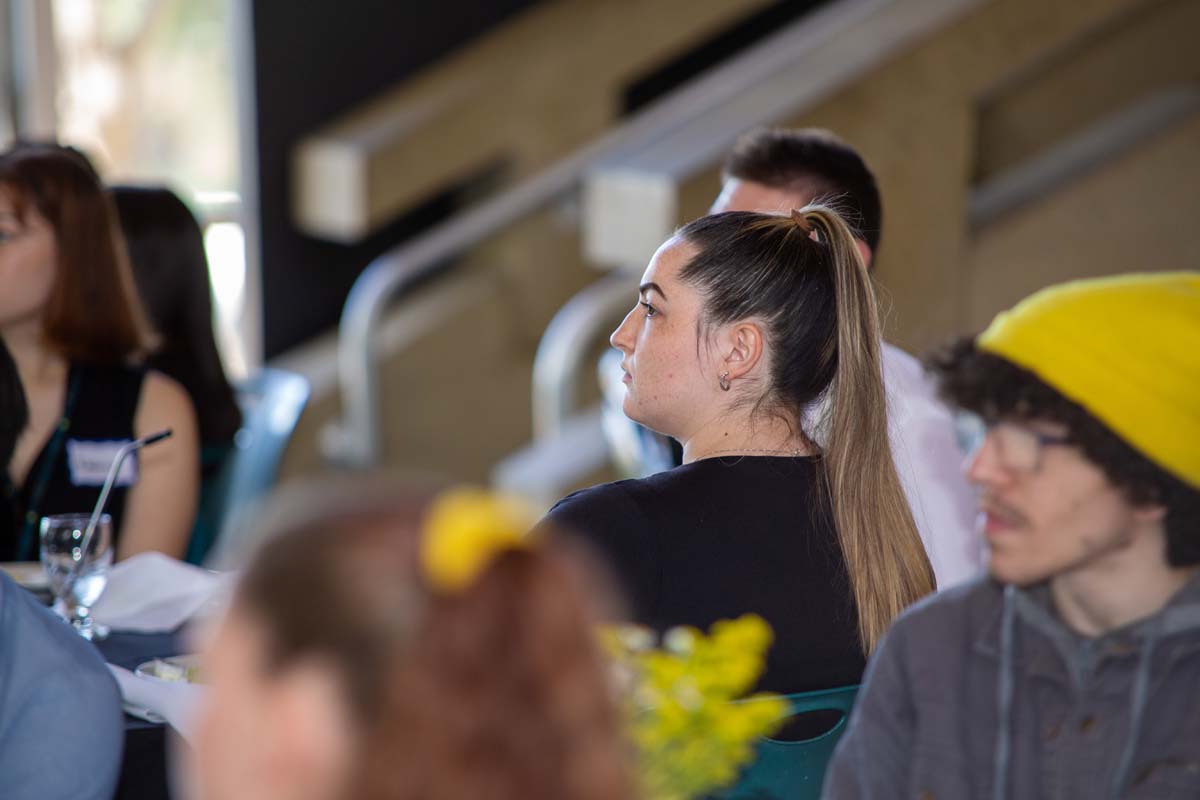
[610,308,637,353]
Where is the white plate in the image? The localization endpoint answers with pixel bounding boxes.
[135,654,203,684]
[0,561,49,591]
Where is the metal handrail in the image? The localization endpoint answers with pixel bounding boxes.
[969,86,1200,226]
[531,273,633,441]
[320,0,974,466]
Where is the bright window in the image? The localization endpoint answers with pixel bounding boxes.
[48,0,250,376]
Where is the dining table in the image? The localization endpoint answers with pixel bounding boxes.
[97,629,184,800]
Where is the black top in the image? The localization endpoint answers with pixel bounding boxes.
[0,341,27,475]
[544,456,865,696]
[1,364,145,561]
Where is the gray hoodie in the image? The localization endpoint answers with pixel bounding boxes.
[824,574,1200,799]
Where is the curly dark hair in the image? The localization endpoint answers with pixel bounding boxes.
[928,338,1200,566]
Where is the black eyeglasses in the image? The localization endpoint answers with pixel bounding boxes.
[957,413,1071,474]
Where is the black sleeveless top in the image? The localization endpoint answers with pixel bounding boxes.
[1,364,145,561]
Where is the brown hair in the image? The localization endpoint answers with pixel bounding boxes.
[723,127,883,253]
[0,143,156,364]
[236,482,634,800]
[677,207,934,652]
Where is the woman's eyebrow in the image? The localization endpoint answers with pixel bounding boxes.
[639,281,667,300]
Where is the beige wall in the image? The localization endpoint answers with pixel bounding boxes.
[278,0,1199,485]
[294,0,773,239]
[968,112,1200,329]
[680,0,1196,351]
[279,0,770,482]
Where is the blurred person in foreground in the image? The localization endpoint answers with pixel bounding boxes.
[545,205,935,702]
[0,143,199,561]
[621,127,978,588]
[0,337,124,800]
[824,272,1200,799]
[113,185,242,561]
[192,482,633,800]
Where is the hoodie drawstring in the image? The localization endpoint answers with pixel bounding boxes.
[992,584,1017,800]
[1110,619,1160,798]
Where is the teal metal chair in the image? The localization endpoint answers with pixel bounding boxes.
[186,367,310,566]
[715,685,859,800]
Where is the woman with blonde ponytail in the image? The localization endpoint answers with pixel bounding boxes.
[803,207,936,652]
[543,204,934,698]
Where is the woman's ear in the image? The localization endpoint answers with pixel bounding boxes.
[722,321,765,381]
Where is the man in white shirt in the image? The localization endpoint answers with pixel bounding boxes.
[611,127,981,588]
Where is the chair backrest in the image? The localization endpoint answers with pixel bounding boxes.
[715,684,859,800]
[190,367,310,568]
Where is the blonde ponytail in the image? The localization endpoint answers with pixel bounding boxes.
[801,205,935,653]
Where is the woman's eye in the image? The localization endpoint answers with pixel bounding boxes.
[639,301,657,317]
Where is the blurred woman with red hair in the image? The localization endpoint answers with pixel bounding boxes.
[0,143,199,561]
[193,482,634,800]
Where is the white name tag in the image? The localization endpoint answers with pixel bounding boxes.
[66,439,139,487]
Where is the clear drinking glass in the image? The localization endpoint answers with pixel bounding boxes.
[39,513,113,641]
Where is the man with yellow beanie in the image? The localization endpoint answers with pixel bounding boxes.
[825,272,1200,799]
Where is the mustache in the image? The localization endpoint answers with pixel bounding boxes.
[979,493,1029,527]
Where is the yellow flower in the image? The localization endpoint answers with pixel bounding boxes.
[601,614,788,799]
[419,488,537,592]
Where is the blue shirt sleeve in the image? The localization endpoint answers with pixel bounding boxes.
[0,574,124,800]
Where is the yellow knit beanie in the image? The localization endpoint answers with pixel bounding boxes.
[978,272,1200,489]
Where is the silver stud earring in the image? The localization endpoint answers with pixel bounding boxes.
[719,371,731,391]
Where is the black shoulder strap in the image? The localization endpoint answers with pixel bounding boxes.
[14,368,85,559]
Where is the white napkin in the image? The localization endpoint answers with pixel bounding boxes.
[108,663,206,741]
[92,552,233,633]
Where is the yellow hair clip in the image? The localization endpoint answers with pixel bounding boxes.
[420,487,538,593]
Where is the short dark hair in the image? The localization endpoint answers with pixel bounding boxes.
[722,127,883,253]
[928,338,1200,566]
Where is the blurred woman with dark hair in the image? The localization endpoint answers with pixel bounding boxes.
[113,185,242,561]
[193,483,633,800]
[0,143,199,561]
[111,185,241,456]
